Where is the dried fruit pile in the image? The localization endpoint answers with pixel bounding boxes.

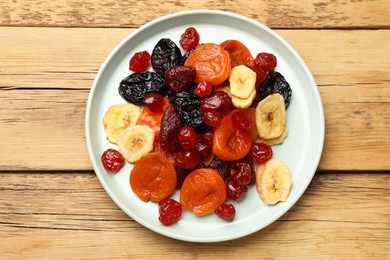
[101,27,293,225]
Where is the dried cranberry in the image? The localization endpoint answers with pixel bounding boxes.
[101,149,125,174]
[209,156,230,180]
[179,27,200,51]
[143,93,164,113]
[196,131,213,160]
[178,126,197,150]
[229,160,252,186]
[250,143,273,164]
[254,52,277,74]
[231,111,253,132]
[195,81,213,97]
[200,91,233,113]
[165,65,196,94]
[159,106,183,152]
[203,111,222,127]
[175,149,200,169]
[129,50,150,72]
[226,179,248,201]
[215,204,236,222]
[175,167,192,189]
[158,198,182,226]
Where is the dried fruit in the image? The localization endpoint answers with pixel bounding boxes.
[259,72,292,109]
[229,160,253,186]
[175,149,200,169]
[254,52,277,74]
[203,111,222,127]
[143,93,164,113]
[250,143,273,164]
[101,148,125,174]
[200,91,233,113]
[158,198,182,226]
[231,110,253,132]
[215,204,236,222]
[165,65,196,94]
[208,156,230,180]
[220,39,254,67]
[195,81,213,97]
[118,71,165,104]
[175,167,192,189]
[159,106,183,152]
[196,131,214,161]
[151,38,182,76]
[226,179,248,201]
[179,27,200,51]
[129,50,150,72]
[178,126,198,150]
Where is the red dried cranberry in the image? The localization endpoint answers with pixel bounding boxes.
[215,204,236,222]
[143,93,164,113]
[231,111,253,132]
[226,179,248,201]
[101,148,125,174]
[200,91,232,113]
[196,131,213,160]
[254,52,277,74]
[159,106,183,152]
[229,160,252,186]
[178,126,197,150]
[175,149,200,169]
[165,65,196,94]
[195,81,213,97]
[203,111,222,127]
[250,143,273,164]
[179,27,200,51]
[158,198,182,226]
[129,50,150,72]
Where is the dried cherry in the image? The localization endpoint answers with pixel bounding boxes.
[254,52,277,74]
[101,148,125,174]
[158,198,182,226]
[178,126,198,150]
[151,38,182,76]
[215,204,235,222]
[165,65,196,94]
[118,71,165,104]
[129,50,150,72]
[229,160,252,186]
[226,179,248,201]
[259,71,292,108]
[159,106,183,152]
[250,143,273,164]
[179,27,200,51]
[143,93,164,113]
[175,149,200,169]
[196,131,213,161]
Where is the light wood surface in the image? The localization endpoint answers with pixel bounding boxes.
[0,0,389,258]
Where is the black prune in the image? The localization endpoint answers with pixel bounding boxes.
[118,71,165,104]
[168,85,210,133]
[151,38,182,76]
[259,71,292,108]
[209,156,230,181]
[180,46,197,65]
[159,106,183,152]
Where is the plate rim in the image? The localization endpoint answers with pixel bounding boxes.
[85,9,325,243]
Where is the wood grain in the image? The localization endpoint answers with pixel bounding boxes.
[0,0,389,29]
[0,28,389,171]
[0,173,388,259]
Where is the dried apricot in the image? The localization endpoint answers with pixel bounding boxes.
[220,40,254,67]
[130,152,176,202]
[180,168,226,216]
[184,43,231,86]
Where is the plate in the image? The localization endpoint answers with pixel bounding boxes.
[85,10,325,242]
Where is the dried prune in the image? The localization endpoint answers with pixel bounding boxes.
[209,156,230,180]
[159,106,183,152]
[259,71,292,108]
[118,71,165,104]
[168,85,210,133]
[165,65,196,94]
[151,38,182,76]
[180,46,197,65]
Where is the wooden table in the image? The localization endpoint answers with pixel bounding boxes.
[1,1,389,258]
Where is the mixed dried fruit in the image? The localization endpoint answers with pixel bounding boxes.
[101,26,294,225]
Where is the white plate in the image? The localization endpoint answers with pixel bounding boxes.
[85,10,325,242]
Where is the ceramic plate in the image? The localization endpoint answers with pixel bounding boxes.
[85,10,325,242]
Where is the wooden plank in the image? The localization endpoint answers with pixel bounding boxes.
[0,0,389,29]
[0,173,388,258]
[0,28,389,171]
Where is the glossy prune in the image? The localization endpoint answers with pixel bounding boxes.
[151,38,182,76]
[168,85,210,133]
[159,106,183,152]
[208,156,230,181]
[259,71,292,108]
[118,71,165,104]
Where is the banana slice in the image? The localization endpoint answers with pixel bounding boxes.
[255,158,292,205]
[229,65,257,99]
[102,103,141,144]
[256,126,288,146]
[232,88,256,109]
[117,125,155,163]
[255,93,286,139]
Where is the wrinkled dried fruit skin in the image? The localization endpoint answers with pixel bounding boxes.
[209,156,230,181]
[168,85,210,133]
[259,72,292,108]
[151,38,182,77]
[159,106,183,152]
[180,46,197,65]
[118,71,165,104]
[165,65,196,94]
